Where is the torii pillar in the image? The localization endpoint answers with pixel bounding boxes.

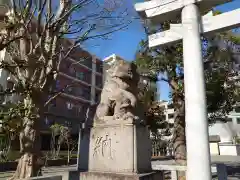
[181,4,210,179]
[135,0,240,180]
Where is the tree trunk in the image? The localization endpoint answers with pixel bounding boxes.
[172,99,186,179]
[8,97,43,180]
[172,114,186,165]
[9,122,43,179]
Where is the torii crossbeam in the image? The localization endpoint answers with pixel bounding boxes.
[148,8,240,47]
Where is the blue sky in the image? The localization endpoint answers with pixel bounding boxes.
[86,0,240,101]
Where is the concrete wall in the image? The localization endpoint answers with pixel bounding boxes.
[219,144,240,156]
[209,122,235,143]
[208,109,240,144]
[210,143,220,155]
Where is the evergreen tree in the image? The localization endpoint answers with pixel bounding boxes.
[135,10,239,165]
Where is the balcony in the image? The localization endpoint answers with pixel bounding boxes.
[42,114,83,134]
[67,56,92,70]
[95,91,101,104]
[59,72,92,88]
[59,67,92,85]
[64,86,91,102]
[46,105,86,120]
[96,62,103,74]
[95,76,103,89]
[75,71,91,84]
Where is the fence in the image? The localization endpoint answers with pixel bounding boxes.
[151,139,173,157]
[152,163,230,180]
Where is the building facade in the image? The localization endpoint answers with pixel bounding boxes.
[43,45,103,135]
[154,101,174,156]
[0,1,105,150]
[0,42,104,149]
[0,2,104,134]
[0,44,104,131]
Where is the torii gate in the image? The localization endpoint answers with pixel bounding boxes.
[134,0,240,180]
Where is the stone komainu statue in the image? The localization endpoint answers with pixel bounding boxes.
[94,60,140,122]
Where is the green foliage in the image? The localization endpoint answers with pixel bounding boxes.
[203,32,239,123]
[0,102,20,161]
[136,28,239,125]
[0,102,26,133]
[136,60,172,138]
[50,123,63,135]
[236,137,240,144]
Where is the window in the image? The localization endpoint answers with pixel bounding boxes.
[67,87,73,93]
[56,80,60,90]
[78,105,83,112]
[168,114,174,119]
[45,117,54,126]
[47,98,56,112]
[76,87,83,97]
[96,63,103,73]
[76,104,83,115]
[65,121,72,127]
[237,118,240,124]
[95,92,100,103]
[83,87,91,99]
[76,72,84,80]
[47,96,56,105]
[79,58,85,64]
[69,66,75,74]
[96,76,103,87]
[61,61,68,70]
[66,102,74,110]
[81,57,92,68]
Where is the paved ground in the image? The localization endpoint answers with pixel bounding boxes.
[0,165,76,180]
[0,156,240,180]
[152,155,240,180]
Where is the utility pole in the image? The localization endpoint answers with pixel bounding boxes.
[77,106,90,170]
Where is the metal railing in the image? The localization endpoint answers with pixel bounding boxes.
[151,139,173,157]
[46,106,84,120]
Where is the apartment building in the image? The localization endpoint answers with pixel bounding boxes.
[0,2,104,137]
[157,101,175,124]
[155,101,174,142]
[0,41,103,130]
[42,44,104,136]
[150,101,174,156]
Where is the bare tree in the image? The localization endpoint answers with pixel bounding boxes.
[0,0,131,179]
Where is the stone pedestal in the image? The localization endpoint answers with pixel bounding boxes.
[89,118,152,173]
[79,117,162,180]
[79,60,163,179]
[80,172,163,180]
